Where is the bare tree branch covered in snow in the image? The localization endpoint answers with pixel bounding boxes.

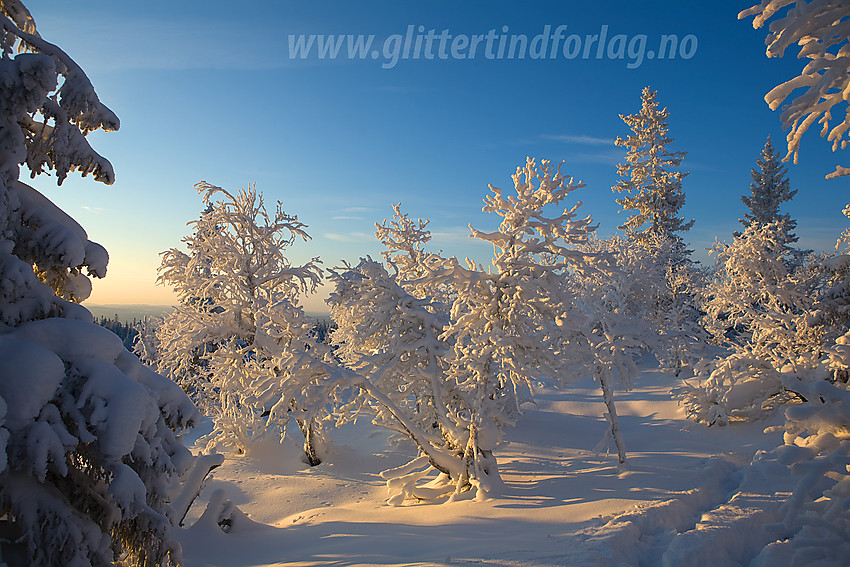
[740,0,850,179]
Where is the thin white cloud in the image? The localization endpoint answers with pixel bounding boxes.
[543,134,614,146]
[430,227,473,242]
[430,227,498,249]
[324,232,372,243]
[81,205,106,214]
[332,215,364,220]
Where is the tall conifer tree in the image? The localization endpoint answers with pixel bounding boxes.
[741,136,799,246]
[613,87,694,261]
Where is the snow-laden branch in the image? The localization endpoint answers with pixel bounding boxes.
[741,0,850,178]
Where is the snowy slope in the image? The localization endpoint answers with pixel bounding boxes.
[176,367,790,567]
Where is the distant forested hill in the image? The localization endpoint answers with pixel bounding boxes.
[85,304,174,322]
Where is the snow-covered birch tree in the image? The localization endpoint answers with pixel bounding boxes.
[328,258,454,441]
[156,183,333,465]
[561,245,642,464]
[330,202,493,503]
[375,204,431,284]
[678,222,822,425]
[0,2,206,565]
[438,157,606,488]
[613,86,694,260]
[331,159,609,500]
[328,256,477,504]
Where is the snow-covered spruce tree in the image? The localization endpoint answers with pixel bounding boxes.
[678,222,822,425]
[741,136,798,245]
[156,183,332,465]
[740,0,850,180]
[0,2,207,566]
[740,135,811,270]
[613,86,694,260]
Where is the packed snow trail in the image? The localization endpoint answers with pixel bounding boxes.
[544,454,793,567]
[659,453,793,567]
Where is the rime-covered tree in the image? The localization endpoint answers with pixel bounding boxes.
[331,159,610,499]
[678,222,822,425]
[328,257,473,504]
[439,157,607,489]
[578,233,705,378]
[741,136,799,248]
[156,183,330,465]
[328,259,452,438]
[613,87,694,259]
[153,202,228,412]
[330,205,487,502]
[0,2,206,566]
[374,203,455,306]
[740,1,850,179]
[331,207,458,453]
[560,239,644,463]
[374,203,431,284]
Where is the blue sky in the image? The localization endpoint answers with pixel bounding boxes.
[21,0,849,313]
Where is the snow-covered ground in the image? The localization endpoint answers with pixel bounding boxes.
[176,367,793,567]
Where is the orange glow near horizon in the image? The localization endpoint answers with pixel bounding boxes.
[87,262,333,315]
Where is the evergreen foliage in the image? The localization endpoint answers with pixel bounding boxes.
[0,2,202,565]
[613,87,694,260]
[741,136,798,245]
